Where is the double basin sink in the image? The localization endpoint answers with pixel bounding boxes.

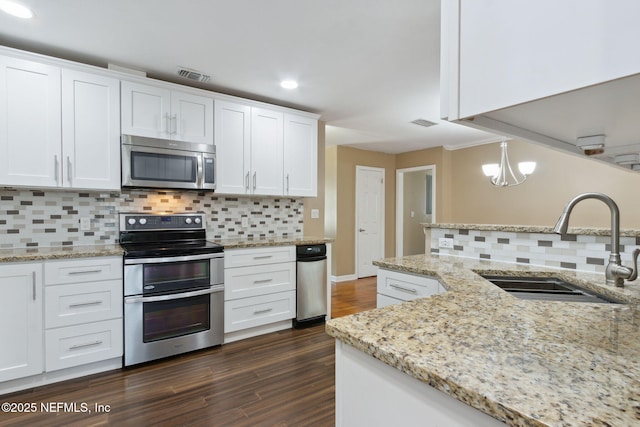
[481,275,624,304]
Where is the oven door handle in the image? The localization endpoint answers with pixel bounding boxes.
[124,252,223,265]
[124,285,224,304]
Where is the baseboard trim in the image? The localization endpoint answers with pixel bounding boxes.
[331,274,358,283]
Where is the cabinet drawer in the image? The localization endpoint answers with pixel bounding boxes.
[225,246,295,268]
[224,291,295,333]
[45,318,123,372]
[377,269,441,302]
[376,293,405,309]
[45,280,123,328]
[44,257,122,285]
[225,262,295,301]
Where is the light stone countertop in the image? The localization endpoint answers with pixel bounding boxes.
[0,237,334,263]
[326,254,640,427]
[421,222,640,237]
[215,236,334,249]
[0,244,124,263]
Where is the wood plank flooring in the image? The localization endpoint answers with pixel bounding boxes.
[0,278,377,427]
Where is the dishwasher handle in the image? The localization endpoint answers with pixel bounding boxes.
[297,255,327,263]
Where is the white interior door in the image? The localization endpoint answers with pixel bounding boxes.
[356,166,384,278]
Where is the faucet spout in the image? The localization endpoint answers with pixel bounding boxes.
[552,192,635,287]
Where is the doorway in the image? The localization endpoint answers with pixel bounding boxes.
[396,165,435,257]
[355,166,384,278]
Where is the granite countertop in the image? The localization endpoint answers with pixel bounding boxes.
[216,235,334,249]
[0,244,124,263]
[326,254,640,427]
[421,222,640,237]
[0,237,334,263]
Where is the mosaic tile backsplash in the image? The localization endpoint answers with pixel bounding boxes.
[429,227,640,274]
[0,189,303,249]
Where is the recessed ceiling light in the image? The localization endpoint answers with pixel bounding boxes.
[0,0,34,19]
[280,80,298,90]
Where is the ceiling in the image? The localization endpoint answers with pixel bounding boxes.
[0,0,499,154]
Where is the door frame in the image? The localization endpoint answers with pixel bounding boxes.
[355,165,385,278]
[395,165,436,257]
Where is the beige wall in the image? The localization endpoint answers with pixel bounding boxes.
[326,146,396,277]
[303,121,326,236]
[449,139,640,228]
[324,137,640,278]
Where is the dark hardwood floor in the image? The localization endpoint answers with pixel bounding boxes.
[0,278,376,427]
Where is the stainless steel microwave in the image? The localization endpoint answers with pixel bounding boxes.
[121,135,216,190]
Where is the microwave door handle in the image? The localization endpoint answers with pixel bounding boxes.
[197,154,204,189]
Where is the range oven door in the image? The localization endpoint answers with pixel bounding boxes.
[124,285,224,366]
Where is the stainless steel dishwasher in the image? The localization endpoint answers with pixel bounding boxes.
[294,244,327,328]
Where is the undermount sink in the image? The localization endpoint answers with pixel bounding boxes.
[480,275,624,304]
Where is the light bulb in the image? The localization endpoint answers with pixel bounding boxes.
[482,163,499,177]
[0,0,34,18]
[518,162,536,176]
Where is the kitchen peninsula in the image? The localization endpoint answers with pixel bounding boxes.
[326,254,640,426]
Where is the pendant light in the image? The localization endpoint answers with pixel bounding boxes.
[482,139,536,187]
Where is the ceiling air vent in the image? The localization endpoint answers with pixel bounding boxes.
[410,118,437,128]
[177,67,211,83]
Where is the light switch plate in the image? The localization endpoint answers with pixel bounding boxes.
[311,209,320,219]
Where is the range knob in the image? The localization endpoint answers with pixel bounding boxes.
[127,218,136,226]
[139,218,147,225]
[194,217,201,224]
[185,217,192,224]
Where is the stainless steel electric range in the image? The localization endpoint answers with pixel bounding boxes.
[119,212,224,366]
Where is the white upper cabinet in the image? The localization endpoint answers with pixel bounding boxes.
[251,107,283,196]
[0,56,62,188]
[441,0,640,166]
[0,55,120,190]
[215,101,288,196]
[214,100,251,194]
[283,113,317,197]
[62,69,120,190]
[121,80,213,144]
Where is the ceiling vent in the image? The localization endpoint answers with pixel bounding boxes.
[177,67,211,83]
[410,118,437,128]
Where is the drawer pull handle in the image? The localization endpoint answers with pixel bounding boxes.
[254,308,273,315]
[69,300,103,308]
[69,340,103,350]
[390,283,418,294]
[253,279,273,284]
[32,271,36,301]
[253,255,273,260]
[68,269,102,275]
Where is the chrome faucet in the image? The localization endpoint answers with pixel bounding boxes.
[553,192,640,287]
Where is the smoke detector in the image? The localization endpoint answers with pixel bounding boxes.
[410,118,437,128]
[576,135,605,156]
[177,67,211,83]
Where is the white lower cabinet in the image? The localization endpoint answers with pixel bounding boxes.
[224,246,296,341]
[376,268,443,308]
[0,256,123,394]
[44,257,123,372]
[0,262,43,383]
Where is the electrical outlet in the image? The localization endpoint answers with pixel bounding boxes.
[80,217,91,231]
[438,237,454,249]
[241,217,249,227]
[311,209,320,219]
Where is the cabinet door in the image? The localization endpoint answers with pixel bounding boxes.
[251,107,283,195]
[121,80,171,139]
[214,100,251,194]
[0,57,61,188]
[0,263,43,382]
[455,0,640,119]
[283,113,317,197]
[62,70,120,190]
[172,91,213,144]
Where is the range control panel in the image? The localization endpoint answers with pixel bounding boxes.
[119,213,206,231]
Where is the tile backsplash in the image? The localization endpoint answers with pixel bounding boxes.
[429,227,640,274]
[0,188,303,249]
